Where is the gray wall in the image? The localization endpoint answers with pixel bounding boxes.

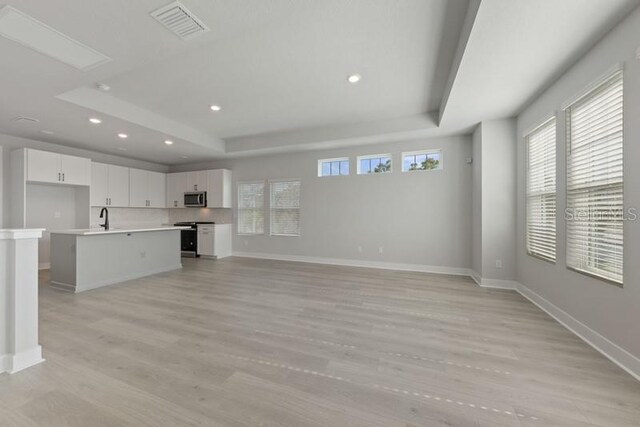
[480,119,517,280]
[517,7,640,357]
[471,125,482,276]
[0,146,3,228]
[173,135,472,270]
[25,184,78,267]
[470,120,517,282]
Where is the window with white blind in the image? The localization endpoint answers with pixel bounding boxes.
[270,180,300,236]
[565,69,624,285]
[237,181,264,235]
[526,117,557,262]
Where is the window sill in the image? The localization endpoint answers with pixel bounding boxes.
[526,251,556,264]
[566,266,623,288]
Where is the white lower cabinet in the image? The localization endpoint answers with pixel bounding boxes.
[197,224,232,258]
[197,226,215,257]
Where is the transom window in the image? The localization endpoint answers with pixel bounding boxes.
[318,158,349,177]
[402,150,442,172]
[357,154,392,174]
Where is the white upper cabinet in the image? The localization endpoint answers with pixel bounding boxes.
[129,168,166,208]
[186,170,208,192]
[108,165,130,207]
[91,163,130,207]
[207,169,232,208]
[129,168,149,208]
[91,163,108,206]
[147,171,166,208]
[166,172,187,208]
[26,149,90,186]
[59,154,91,185]
[26,149,59,183]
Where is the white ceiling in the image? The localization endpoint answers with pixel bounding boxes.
[0,0,637,165]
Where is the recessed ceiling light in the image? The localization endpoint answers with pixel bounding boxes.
[40,130,54,135]
[164,140,174,145]
[117,133,128,139]
[117,147,127,151]
[181,156,189,159]
[89,117,102,124]
[210,104,221,112]
[96,83,111,92]
[347,74,361,83]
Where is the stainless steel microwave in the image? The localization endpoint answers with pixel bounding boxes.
[184,191,207,207]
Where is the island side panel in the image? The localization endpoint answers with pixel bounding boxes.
[50,234,78,292]
[75,230,182,292]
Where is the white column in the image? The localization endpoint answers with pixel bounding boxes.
[0,228,44,374]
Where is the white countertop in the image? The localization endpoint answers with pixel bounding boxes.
[0,228,45,240]
[50,226,191,236]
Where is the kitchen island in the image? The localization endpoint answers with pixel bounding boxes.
[50,226,190,293]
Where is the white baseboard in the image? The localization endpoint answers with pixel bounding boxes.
[234,252,639,382]
[2,346,44,374]
[0,354,8,374]
[516,282,640,382]
[38,262,50,270]
[469,270,517,289]
[232,252,470,276]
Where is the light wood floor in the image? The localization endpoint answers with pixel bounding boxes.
[1,257,639,426]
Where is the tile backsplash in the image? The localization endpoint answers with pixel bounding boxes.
[89,208,232,228]
[90,208,169,228]
[168,208,232,224]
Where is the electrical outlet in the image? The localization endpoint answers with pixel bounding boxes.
[378,247,384,254]
[495,259,503,269]
[357,246,362,253]
[54,211,61,218]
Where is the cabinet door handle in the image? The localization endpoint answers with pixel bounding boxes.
[62,173,65,182]
[109,198,111,205]
[58,172,61,181]
[106,198,108,205]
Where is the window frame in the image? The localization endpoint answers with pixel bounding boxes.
[564,68,624,286]
[318,157,350,177]
[236,180,265,236]
[269,179,301,237]
[525,115,557,263]
[401,149,443,172]
[356,153,393,175]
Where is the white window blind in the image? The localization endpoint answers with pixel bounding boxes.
[526,117,557,262]
[270,180,300,236]
[566,70,623,285]
[237,182,264,235]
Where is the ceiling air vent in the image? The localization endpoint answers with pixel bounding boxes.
[150,1,209,41]
[12,116,40,123]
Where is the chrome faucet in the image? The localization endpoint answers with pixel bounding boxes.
[99,207,109,230]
